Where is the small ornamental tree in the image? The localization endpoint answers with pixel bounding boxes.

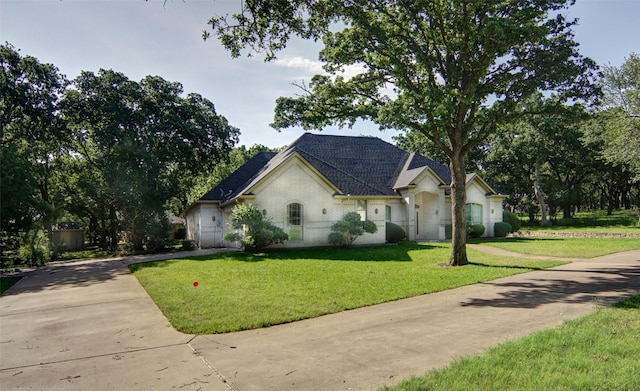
[223,203,288,251]
[328,212,378,247]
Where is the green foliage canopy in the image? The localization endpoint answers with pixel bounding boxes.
[61,69,240,251]
[583,53,640,182]
[1,42,69,260]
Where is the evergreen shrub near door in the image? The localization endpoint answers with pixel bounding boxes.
[386,222,406,243]
[467,224,485,238]
[328,212,378,247]
[494,222,513,237]
[503,211,521,232]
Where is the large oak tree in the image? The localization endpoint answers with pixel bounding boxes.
[206,0,597,265]
[62,70,240,251]
[1,43,69,262]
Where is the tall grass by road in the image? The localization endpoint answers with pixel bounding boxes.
[382,295,640,391]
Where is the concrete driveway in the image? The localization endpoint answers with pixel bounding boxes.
[0,251,231,391]
[1,248,639,390]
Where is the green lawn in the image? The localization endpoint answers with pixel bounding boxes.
[471,237,640,258]
[382,294,640,391]
[0,276,22,294]
[130,242,566,334]
[520,209,640,235]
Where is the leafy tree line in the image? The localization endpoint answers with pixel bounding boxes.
[397,53,640,224]
[1,43,240,263]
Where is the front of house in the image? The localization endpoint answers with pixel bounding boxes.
[185,133,506,248]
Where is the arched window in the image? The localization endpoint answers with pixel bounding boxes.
[287,203,303,240]
[464,203,483,225]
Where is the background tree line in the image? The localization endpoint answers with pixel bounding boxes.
[396,53,640,225]
[1,42,244,264]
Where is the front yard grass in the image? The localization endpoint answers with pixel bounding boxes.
[130,242,566,334]
[382,294,640,391]
[470,237,640,258]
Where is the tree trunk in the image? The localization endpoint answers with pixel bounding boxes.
[449,150,468,266]
[109,205,118,251]
[534,157,549,226]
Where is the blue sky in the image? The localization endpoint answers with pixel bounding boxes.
[1,0,638,148]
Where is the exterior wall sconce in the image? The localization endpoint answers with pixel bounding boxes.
[212,215,216,222]
[322,208,327,215]
[262,209,267,216]
[491,209,494,214]
[374,208,379,214]
[435,210,438,215]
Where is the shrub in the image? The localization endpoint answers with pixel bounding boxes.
[328,212,378,247]
[18,228,50,266]
[386,222,406,243]
[467,224,485,238]
[494,222,512,237]
[49,241,67,262]
[182,240,196,251]
[503,211,521,232]
[223,203,288,251]
[174,227,186,240]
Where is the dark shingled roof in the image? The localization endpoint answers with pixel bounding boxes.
[199,151,277,202]
[198,133,451,202]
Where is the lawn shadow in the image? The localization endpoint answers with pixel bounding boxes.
[460,266,640,309]
[469,237,565,245]
[204,242,437,263]
[0,259,132,296]
[468,261,554,271]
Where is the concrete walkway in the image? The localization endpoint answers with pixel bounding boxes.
[1,247,639,390]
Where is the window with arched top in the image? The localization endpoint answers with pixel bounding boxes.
[287,203,303,240]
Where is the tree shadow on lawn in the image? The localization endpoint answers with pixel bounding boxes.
[460,266,640,309]
[0,258,133,296]
[468,261,555,271]
[469,237,565,244]
[181,242,438,263]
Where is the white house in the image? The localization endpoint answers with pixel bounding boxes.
[185,133,506,248]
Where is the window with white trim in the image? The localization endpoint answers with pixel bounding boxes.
[287,203,303,240]
[464,203,483,225]
[356,200,367,221]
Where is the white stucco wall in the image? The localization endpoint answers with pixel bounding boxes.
[249,157,342,247]
[185,203,225,248]
[185,205,201,244]
[463,179,504,237]
[188,160,505,248]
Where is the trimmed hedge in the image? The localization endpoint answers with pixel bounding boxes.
[494,222,513,237]
[503,211,521,232]
[467,224,485,238]
[386,222,406,243]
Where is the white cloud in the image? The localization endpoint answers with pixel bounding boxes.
[275,56,325,74]
[275,55,365,80]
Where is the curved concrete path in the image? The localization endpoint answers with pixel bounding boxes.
[1,247,639,390]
